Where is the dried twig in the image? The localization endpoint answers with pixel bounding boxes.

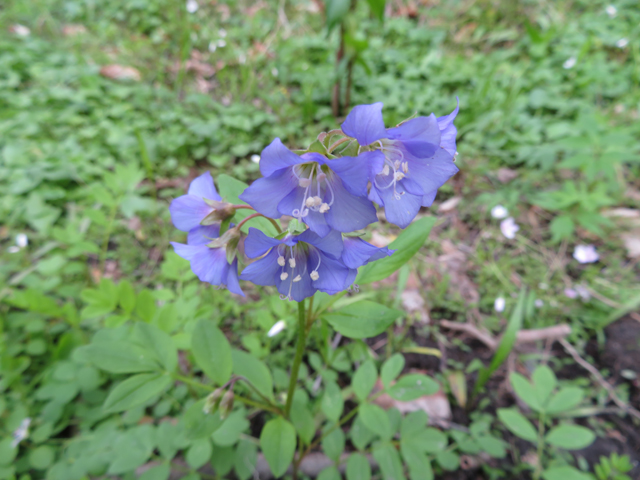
[559,338,640,421]
[439,321,571,350]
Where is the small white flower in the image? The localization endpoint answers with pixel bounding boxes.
[8,246,20,254]
[267,320,286,337]
[564,288,578,299]
[491,204,509,219]
[11,24,31,37]
[11,418,31,448]
[534,299,544,308]
[573,244,599,264]
[186,0,198,13]
[494,297,506,313]
[218,29,227,38]
[217,39,226,48]
[238,53,246,64]
[563,57,577,69]
[616,38,628,48]
[16,233,28,248]
[250,154,260,163]
[208,41,217,53]
[500,217,519,239]
[575,284,591,300]
[606,5,617,18]
[271,68,278,77]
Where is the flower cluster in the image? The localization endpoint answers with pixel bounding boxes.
[169,101,459,301]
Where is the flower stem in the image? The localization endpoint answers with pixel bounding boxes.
[235,211,282,234]
[533,412,546,480]
[284,300,307,418]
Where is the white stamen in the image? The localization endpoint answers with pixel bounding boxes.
[305,197,315,207]
[277,256,286,266]
[319,203,330,213]
[299,178,311,188]
[293,275,302,282]
[395,172,405,181]
[317,172,326,182]
[402,162,409,173]
[280,272,289,280]
[310,271,319,281]
[381,165,390,176]
[289,258,296,268]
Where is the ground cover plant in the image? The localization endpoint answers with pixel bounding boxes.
[1,0,639,479]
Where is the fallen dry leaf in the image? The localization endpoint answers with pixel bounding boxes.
[401,289,430,324]
[372,378,452,424]
[497,167,518,183]
[437,196,461,213]
[62,24,87,36]
[100,65,141,81]
[621,230,640,258]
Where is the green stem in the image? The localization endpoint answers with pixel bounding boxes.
[172,374,282,414]
[100,202,119,272]
[533,413,546,480]
[284,300,307,418]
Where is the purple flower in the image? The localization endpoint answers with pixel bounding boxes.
[170,224,244,296]
[169,172,223,232]
[238,139,379,237]
[341,101,459,228]
[240,227,352,301]
[341,236,394,287]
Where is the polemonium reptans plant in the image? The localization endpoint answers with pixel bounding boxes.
[167,101,459,477]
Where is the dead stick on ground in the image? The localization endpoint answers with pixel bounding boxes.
[439,321,572,350]
[559,338,640,421]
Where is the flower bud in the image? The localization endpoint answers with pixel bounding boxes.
[219,390,235,420]
[203,387,225,414]
[201,199,236,224]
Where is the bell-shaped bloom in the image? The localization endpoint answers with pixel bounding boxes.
[238,139,380,237]
[341,236,394,288]
[170,224,244,296]
[239,227,352,301]
[169,171,222,232]
[341,102,459,228]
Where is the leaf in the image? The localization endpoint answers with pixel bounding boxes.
[546,387,584,414]
[323,301,401,339]
[352,360,377,401]
[545,424,595,450]
[509,372,542,412]
[321,381,344,423]
[387,374,439,401]
[186,438,212,469]
[290,397,316,445]
[79,342,159,373]
[366,0,386,22]
[103,373,171,412]
[183,399,224,439]
[118,280,136,314]
[108,425,155,474]
[346,453,372,480]
[351,414,377,451]
[381,354,405,389]
[550,215,575,243]
[357,217,436,284]
[318,466,342,480]
[132,322,178,373]
[191,319,233,385]
[29,445,54,469]
[497,408,538,442]
[435,450,459,471]
[325,0,351,32]
[260,416,296,478]
[234,439,258,480]
[473,287,525,396]
[135,289,156,322]
[541,466,593,480]
[359,403,392,440]
[139,464,170,480]
[212,409,250,447]
[372,441,405,480]
[216,174,278,235]
[231,349,274,401]
[321,426,346,463]
[532,365,557,406]
[401,443,434,480]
